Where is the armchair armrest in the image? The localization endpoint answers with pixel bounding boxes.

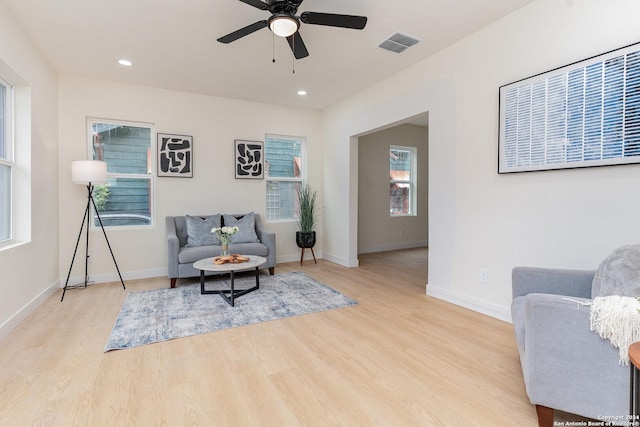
[521,293,628,419]
[253,214,276,269]
[260,230,276,263]
[255,227,276,268]
[512,267,595,300]
[166,216,179,278]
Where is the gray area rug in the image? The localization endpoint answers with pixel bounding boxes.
[104,271,357,351]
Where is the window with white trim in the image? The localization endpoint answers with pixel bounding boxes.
[499,43,640,173]
[265,135,305,222]
[87,119,153,227]
[390,145,416,216]
[0,75,13,242]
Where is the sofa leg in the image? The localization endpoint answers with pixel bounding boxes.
[535,405,553,427]
[170,278,177,288]
[269,267,274,275]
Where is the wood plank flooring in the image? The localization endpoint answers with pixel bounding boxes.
[0,248,577,426]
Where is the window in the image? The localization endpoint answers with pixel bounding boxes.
[0,75,13,242]
[390,146,416,216]
[88,119,153,227]
[265,135,305,221]
[499,42,640,173]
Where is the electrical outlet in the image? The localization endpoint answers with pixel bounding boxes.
[479,269,489,284]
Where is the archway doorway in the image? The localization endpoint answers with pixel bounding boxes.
[356,112,429,278]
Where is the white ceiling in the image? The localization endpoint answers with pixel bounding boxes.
[3,0,534,110]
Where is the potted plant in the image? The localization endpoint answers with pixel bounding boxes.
[296,184,317,250]
[93,184,110,212]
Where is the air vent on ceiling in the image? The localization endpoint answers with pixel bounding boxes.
[378,33,420,54]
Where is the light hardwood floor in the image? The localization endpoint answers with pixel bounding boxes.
[0,248,571,426]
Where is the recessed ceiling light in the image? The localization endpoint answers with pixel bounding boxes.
[118,59,133,67]
[297,90,307,96]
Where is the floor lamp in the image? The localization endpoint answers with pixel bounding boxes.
[61,160,126,301]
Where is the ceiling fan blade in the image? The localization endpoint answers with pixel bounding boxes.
[217,20,268,44]
[300,11,367,30]
[286,32,309,59]
[238,0,269,10]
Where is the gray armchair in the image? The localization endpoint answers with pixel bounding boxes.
[511,267,629,427]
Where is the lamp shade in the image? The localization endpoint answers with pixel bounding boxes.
[71,160,107,185]
[269,15,299,38]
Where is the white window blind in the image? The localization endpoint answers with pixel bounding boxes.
[499,43,640,173]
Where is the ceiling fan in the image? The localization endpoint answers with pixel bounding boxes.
[217,0,368,59]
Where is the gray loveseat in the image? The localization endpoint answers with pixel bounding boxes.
[166,212,275,288]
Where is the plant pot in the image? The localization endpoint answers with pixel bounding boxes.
[296,231,316,249]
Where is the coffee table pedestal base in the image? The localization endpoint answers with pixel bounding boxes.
[200,267,260,307]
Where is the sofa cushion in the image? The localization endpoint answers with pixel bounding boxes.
[185,215,221,247]
[592,244,640,298]
[179,245,218,264]
[223,212,259,243]
[231,242,269,257]
[178,242,269,264]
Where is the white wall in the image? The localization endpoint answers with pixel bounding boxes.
[323,0,640,320]
[0,3,59,338]
[358,124,428,253]
[57,75,323,284]
[3,0,638,337]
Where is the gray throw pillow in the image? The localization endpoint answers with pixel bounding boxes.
[223,212,259,243]
[185,215,221,247]
[592,244,640,298]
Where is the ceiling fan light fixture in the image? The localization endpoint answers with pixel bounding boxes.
[269,15,299,38]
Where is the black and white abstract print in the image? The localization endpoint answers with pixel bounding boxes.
[235,140,263,179]
[158,133,193,177]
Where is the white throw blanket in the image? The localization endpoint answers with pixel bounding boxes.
[590,295,640,365]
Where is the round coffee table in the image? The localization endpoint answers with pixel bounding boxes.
[193,255,266,307]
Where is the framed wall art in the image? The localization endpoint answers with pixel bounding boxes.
[235,139,264,179]
[499,41,640,174]
[157,133,193,178]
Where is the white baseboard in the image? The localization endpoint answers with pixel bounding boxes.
[322,252,359,268]
[0,280,60,341]
[277,252,359,268]
[276,251,323,265]
[426,284,512,323]
[63,267,167,287]
[358,241,428,255]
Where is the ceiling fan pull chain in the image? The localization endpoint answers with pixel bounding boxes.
[292,35,295,74]
[272,31,276,63]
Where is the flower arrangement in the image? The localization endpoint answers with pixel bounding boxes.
[211,226,239,246]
